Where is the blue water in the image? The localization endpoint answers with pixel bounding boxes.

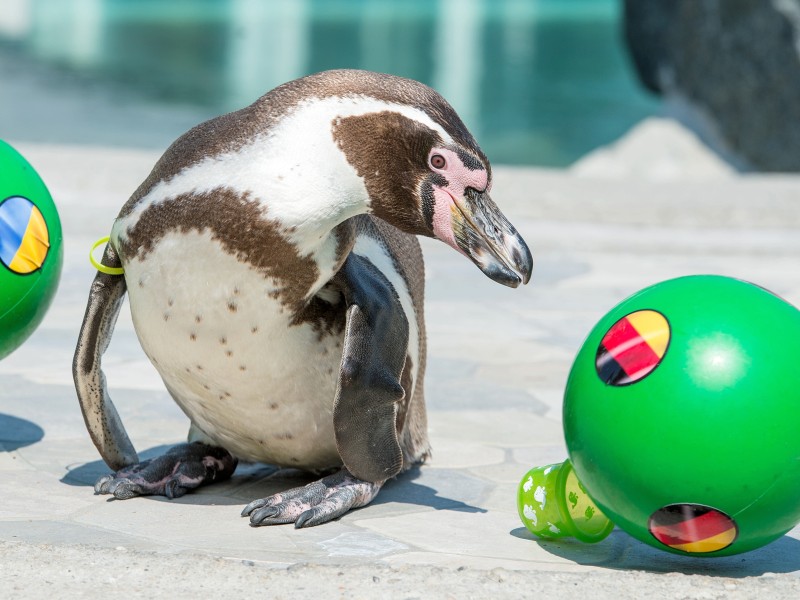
[5,0,659,166]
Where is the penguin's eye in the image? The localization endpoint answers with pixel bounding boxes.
[430,154,446,169]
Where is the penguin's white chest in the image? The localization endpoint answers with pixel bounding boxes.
[121,230,344,468]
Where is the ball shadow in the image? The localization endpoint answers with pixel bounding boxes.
[509,526,800,576]
[0,413,44,451]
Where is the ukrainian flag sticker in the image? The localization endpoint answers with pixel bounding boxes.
[0,196,51,274]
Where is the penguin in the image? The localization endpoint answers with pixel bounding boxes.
[73,69,533,528]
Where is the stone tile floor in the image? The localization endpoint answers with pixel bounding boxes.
[1,144,800,595]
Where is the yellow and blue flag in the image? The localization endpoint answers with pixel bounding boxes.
[0,196,50,274]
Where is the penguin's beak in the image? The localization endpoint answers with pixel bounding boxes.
[449,188,533,288]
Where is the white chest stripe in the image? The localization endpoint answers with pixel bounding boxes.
[114,97,453,258]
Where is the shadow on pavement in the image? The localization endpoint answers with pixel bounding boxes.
[61,450,486,515]
[510,526,800,576]
[60,444,174,486]
[0,413,44,451]
[374,466,487,514]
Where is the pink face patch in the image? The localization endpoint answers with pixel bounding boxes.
[427,147,488,196]
[431,188,463,255]
[427,147,487,251]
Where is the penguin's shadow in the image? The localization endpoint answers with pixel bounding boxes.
[61,444,175,487]
[509,527,800,577]
[63,448,485,515]
[63,451,336,499]
[373,466,487,514]
[0,413,44,452]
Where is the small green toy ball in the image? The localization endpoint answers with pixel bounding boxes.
[517,459,614,543]
[0,140,63,359]
[564,275,800,556]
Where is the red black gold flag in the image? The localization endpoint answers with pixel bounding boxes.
[596,310,670,385]
[649,503,738,553]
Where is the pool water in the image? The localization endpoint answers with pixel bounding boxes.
[3,0,659,166]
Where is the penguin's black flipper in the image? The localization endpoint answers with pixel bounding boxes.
[332,252,409,483]
[72,242,139,471]
[243,252,408,528]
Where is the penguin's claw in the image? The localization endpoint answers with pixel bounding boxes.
[93,442,237,500]
[242,468,382,528]
[95,476,147,500]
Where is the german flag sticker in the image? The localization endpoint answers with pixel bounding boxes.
[649,504,738,553]
[595,310,670,386]
[0,196,50,274]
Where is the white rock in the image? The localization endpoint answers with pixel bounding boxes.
[571,117,736,181]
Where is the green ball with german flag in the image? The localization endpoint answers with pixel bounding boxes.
[0,140,63,360]
[563,275,800,557]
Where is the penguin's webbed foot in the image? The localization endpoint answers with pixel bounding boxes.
[94,442,238,499]
[241,468,382,528]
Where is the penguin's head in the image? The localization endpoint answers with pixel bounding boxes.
[328,71,533,288]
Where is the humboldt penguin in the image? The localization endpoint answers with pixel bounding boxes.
[73,69,533,528]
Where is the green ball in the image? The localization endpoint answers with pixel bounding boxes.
[0,140,63,360]
[564,275,800,557]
